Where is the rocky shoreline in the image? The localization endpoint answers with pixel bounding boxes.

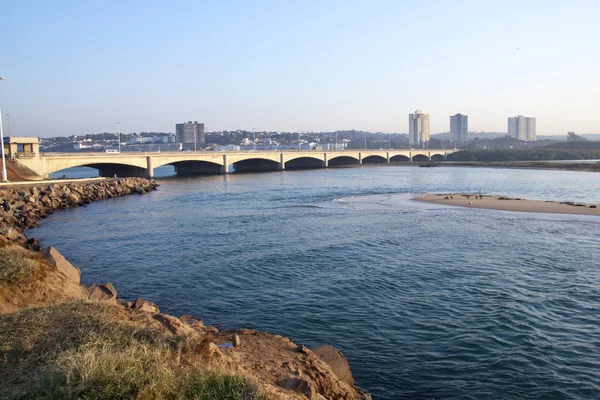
[0,178,370,399]
[0,177,159,246]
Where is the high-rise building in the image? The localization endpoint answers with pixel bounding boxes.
[409,110,430,148]
[508,116,536,141]
[176,121,206,150]
[450,114,468,147]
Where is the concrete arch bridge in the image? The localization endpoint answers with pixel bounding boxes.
[16,149,456,179]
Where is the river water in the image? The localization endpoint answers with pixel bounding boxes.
[31,165,600,399]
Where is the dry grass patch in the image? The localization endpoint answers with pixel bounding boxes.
[0,245,43,284]
[0,301,267,400]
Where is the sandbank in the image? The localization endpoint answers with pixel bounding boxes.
[414,194,600,216]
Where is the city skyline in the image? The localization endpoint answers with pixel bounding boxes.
[1,1,599,137]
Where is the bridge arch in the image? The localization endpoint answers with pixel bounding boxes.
[390,155,411,163]
[412,154,430,162]
[328,155,360,167]
[233,158,281,173]
[161,160,224,175]
[362,155,387,164]
[285,157,325,170]
[430,153,446,162]
[49,161,149,178]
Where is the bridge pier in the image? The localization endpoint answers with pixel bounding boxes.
[146,156,154,178]
[386,152,390,163]
[358,153,363,165]
[278,154,285,171]
[220,154,230,174]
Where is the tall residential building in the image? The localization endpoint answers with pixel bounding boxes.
[176,121,206,150]
[508,116,536,141]
[450,114,468,147]
[409,110,430,148]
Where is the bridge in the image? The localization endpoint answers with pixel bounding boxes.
[15,149,457,179]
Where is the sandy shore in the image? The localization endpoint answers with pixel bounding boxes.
[414,194,600,216]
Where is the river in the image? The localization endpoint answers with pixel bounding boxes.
[32,165,600,399]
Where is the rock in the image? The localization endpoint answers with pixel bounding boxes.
[0,227,26,243]
[2,200,10,211]
[310,344,354,386]
[232,334,241,347]
[88,282,118,304]
[180,314,204,327]
[117,298,133,308]
[66,194,80,205]
[298,344,311,354]
[0,235,8,245]
[43,246,81,283]
[280,377,315,398]
[132,298,160,313]
[153,313,194,335]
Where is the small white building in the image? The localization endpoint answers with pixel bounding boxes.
[215,144,241,151]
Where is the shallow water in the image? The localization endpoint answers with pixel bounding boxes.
[31,165,600,399]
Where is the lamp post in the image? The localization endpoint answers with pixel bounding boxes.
[252,128,256,151]
[117,122,121,153]
[298,131,301,151]
[335,132,337,151]
[0,77,7,182]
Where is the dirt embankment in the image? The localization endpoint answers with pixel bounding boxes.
[0,244,370,399]
[0,180,371,399]
[0,178,159,246]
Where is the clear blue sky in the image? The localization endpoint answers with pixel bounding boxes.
[1,0,599,137]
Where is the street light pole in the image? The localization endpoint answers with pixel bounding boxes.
[117,122,121,153]
[335,132,337,150]
[0,77,7,181]
[298,131,301,150]
[0,109,7,181]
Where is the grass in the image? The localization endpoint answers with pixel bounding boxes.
[0,301,267,400]
[0,245,43,284]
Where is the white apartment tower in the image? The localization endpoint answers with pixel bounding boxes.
[508,116,536,141]
[450,114,468,147]
[409,110,430,148]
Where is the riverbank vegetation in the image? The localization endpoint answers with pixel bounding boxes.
[447,148,600,162]
[0,301,265,400]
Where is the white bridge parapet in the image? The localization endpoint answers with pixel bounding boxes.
[17,149,457,179]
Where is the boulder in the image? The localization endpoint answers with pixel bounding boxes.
[0,227,26,243]
[117,298,133,308]
[132,298,160,313]
[43,246,81,284]
[88,282,118,304]
[310,344,354,386]
[67,194,80,205]
[232,334,241,347]
[153,313,194,335]
[280,377,315,398]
